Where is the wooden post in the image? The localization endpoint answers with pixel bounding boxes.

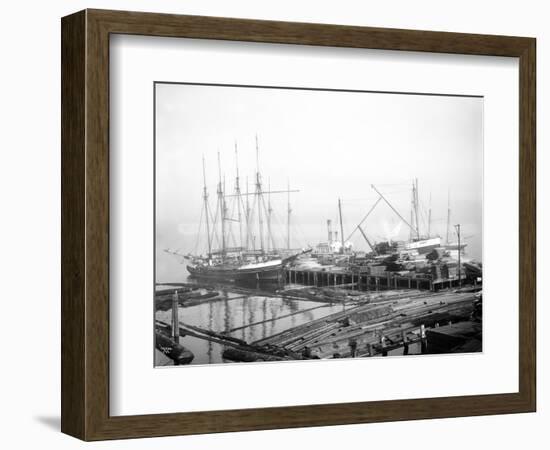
[349,339,357,358]
[172,290,179,343]
[402,330,409,355]
[367,343,373,356]
[380,335,387,356]
[455,223,462,287]
[420,324,427,354]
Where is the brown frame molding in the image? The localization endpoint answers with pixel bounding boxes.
[61,9,536,441]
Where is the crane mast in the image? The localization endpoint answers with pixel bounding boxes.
[446,189,451,244]
[371,184,417,237]
[338,198,345,254]
[287,179,292,250]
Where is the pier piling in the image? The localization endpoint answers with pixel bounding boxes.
[171,291,179,343]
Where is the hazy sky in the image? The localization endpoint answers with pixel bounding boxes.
[155,82,482,280]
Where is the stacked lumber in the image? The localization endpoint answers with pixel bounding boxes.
[251,291,478,359]
[369,265,387,276]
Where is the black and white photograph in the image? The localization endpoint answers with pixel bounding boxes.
[154,82,483,366]
[2,1,543,447]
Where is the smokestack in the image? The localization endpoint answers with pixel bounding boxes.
[327,219,332,243]
[335,231,339,243]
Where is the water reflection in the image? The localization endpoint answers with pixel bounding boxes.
[155,283,342,366]
[207,299,213,364]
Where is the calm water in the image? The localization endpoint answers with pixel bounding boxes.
[155,284,345,366]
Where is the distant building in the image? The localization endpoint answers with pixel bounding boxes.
[315,240,352,254]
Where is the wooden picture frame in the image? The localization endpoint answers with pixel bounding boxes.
[61,9,536,441]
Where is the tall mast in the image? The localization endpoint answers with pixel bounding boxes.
[234,142,243,250]
[217,152,226,259]
[413,178,420,239]
[267,178,273,251]
[224,174,227,243]
[446,189,451,244]
[455,223,461,286]
[428,192,432,237]
[245,176,250,250]
[409,189,415,242]
[287,179,291,250]
[202,156,212,257]
[409,210,414,241]
[255,134,264,253]
[338,198,345,254]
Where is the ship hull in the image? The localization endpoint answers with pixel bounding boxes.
[405,237,442,254]
[187,262,283,282]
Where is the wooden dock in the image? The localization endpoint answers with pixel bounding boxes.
[285,267,468,292]
[251,290,478,359]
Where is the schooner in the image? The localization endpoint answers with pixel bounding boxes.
[185,136,303,282]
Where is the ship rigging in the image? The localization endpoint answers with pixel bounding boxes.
[185,136,304,282]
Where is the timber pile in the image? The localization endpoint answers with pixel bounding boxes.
[156,320,310,363]
[279,286,437,305]
[279,287,367,304]
[155,289,222,310]
[251,291,478,358]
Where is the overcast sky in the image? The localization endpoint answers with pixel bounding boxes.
[155,82,482,280]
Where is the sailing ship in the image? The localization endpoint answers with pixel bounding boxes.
[341,180,467,256]
[185,137,303,282]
